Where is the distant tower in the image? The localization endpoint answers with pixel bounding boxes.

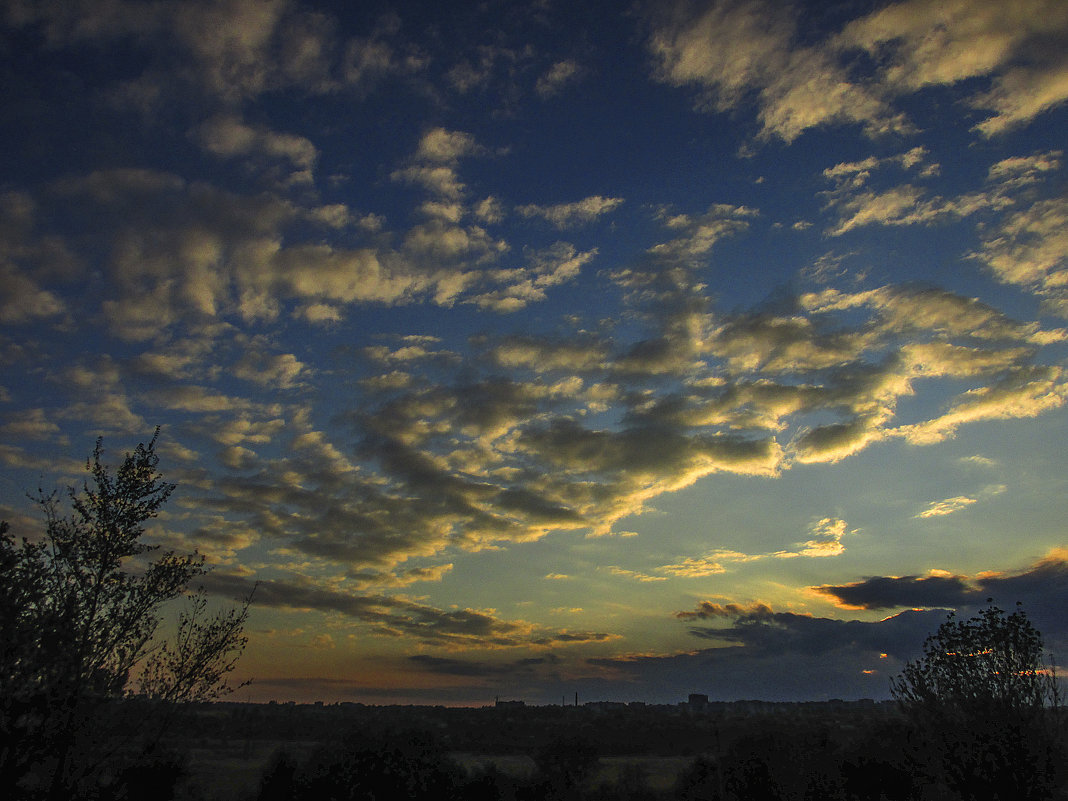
[575,692,578,707]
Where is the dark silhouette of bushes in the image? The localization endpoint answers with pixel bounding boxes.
[254,730,467,801]
[891,601,1063,801]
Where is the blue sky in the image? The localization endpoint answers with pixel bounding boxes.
[2,0,1067,705]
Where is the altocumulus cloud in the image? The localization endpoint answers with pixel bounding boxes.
[645,0,1068,142]
[2,0,1067,705]
[200,572,617,650]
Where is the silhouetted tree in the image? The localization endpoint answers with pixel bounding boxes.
[891,600,1062,800]
[0,430,252,799]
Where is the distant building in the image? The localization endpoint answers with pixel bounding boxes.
[687,693,709,712]
[494,699,525,709]
[585,701,627,713]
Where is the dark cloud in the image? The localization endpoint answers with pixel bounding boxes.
[517,418,778,478]
[582,611,937,701]
[494,487,586,525]
[676,601,773,620]
[812,574,974,609]
[584,607,948,702]
[807,551,1068,668]
[649,557,1068,702]
[981,550,1068,611]
[812,552,1068,626]
[698,610,932,660]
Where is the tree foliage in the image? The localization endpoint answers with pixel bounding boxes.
[891,600,1062,801]
[0,430,252,798]
[891,600,1058,716]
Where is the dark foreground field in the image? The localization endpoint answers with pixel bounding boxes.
[150,699,1066,800]
[176,740,694,800]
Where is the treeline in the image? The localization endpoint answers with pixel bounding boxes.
[167,700,896,756]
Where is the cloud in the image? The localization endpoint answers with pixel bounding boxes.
[972,60,1068,136]
[816,571,976,612]
[469,243,596,312]
[606,566,669,583]
[392,127,489,202]
[648,204,758,261]
[415,128,484,163]
[9,142,1063,604]
[605,556,1068,701]
[3,0,425,107]
[195,113,319,184]
[796,517,854,557]
[915,495,978,519]
[800,284,1043,341]
[986,151,1062,189]
[488,335,609,373]
[590,606,947,701]
[970,196,1068,316]
[231,347,309,388]
[536,59,581,98]
[391,165,466,200]
[646,0,1068,144]
[0,408,62,441]
[645,0,906,143]
[657,556,727,578]
[895,365,1068,445]
[836,0,1068,136]
[11,195,1062,578]
[200,571,616,650]
[0,263,66,324]
[0,191,74,325]
[816,145,1056,237]
[813,549,1068,634]
[20,159,602,341]
[347,563,454,589]
[516,196,624,228]
[361,339,458,367]
[676,601,773,620]
[47,169,434,337]
[288,260,1066,559]
[658,518,856,576]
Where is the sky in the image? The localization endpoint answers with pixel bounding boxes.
[1,0,1067,706]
